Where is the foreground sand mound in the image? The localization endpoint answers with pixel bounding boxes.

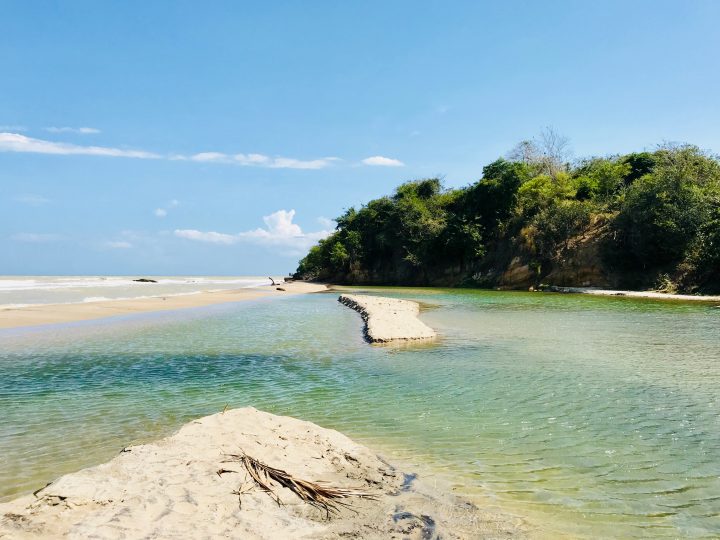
[0,408,521,539]
[338,294,437,342]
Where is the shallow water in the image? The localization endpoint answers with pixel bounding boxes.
[1,288,718,538]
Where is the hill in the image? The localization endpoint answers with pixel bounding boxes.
[296,139,720,294]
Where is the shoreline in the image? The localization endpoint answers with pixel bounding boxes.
[0,407,524,539]
[543,285,720,302]
[0,282,328,329]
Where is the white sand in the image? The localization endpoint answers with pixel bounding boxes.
[0,408,522,539]
[338,294,437,342]
[0,282,328,329]
[547,286,720,302]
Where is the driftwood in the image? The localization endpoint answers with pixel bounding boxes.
[224,452,375,516]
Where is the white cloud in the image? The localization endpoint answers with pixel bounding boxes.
[361,155,405,167]
[0,132,160,159]
[154,199,179,218]
[11,233,59,243]
[106,240,132,249]
[45,126,101,134]
[234,153,271,165]
[188,152,228,162]
[174,229,237,245]
[268,157,340,170]
[174,209,332,255]
[0,131,338,169]
[180,151,339,169]
[14,194,50,206]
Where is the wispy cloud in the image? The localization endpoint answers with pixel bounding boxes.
[14,194,51,206]
[0,125,27,132]
[106,240,133,249]
[45,126,101,134]
[11,232,60,243]
[175,229,237,245]
[0,131,367,169]
[154,199,179,218]
[175,209,332,254]
[175,152,340,170]
[361,155,405,167]
[0,132,161,159]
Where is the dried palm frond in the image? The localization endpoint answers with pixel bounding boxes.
[225,451,376,516]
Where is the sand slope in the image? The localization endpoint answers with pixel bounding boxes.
[0,408,521,539]
[338,294,437,342]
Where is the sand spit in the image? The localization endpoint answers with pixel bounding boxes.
[338,294,437,342]
[546,285,720,302]
[0,282,327,329]
[0,408,521,539]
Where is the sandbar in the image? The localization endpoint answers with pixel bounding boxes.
[0,282,328,329]
[339,293,437,342]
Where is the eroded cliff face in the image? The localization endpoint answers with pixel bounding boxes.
[543,218,613,288]
[499,257,536,288]
[497,217,614,290]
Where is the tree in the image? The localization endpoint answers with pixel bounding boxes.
[462,159,530,233]
[609,173,708,269]
[573,158,631,202]
[509,128,572,177]
[620,152,656,185]
[530,201,591,260]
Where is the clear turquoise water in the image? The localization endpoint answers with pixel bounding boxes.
[1,289,718,538]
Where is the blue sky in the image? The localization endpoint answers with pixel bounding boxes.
[2,1,719,275]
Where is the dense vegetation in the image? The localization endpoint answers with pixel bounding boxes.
[296,132,720,293]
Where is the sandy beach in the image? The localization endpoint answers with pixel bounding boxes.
[545,286,720,302]
[0,407,523,539]
[0,282,328,329]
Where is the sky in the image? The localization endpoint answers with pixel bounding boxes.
[2,0,719,275]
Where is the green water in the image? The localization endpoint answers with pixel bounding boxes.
[1,289,718,538]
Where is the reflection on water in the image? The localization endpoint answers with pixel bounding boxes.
[1,289,718,538]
